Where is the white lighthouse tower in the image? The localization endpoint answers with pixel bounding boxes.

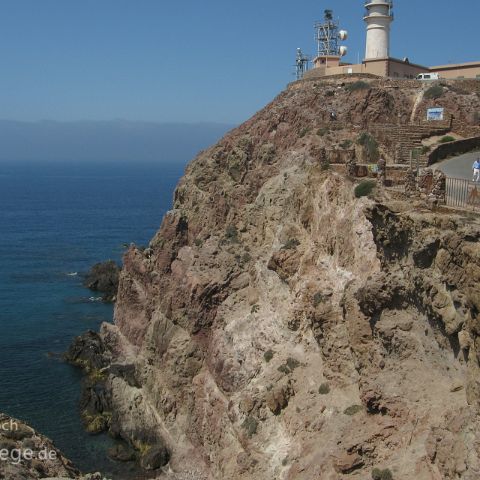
[364,0,393,60]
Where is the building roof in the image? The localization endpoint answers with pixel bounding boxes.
[430,61,480,71]
[362,56,427,69]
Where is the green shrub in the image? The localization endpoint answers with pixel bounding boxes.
[251,304,260,314]
[299,127,310,138]
[325,90,335,97]
[318,383,330,395]
[241,417,258,437]
[339,139,353,149]
[281,238,300,250]
[225,225,239,242]
[372,468,393,480]
[313,292,326,307]
[420,145,430,154]
[317,127,330,136]
[277,357,300,374]
[424,85,444,99]
[357,132,372,145]
[286,357,300,370]
[346,81,370,92]
[312,82,326,90]
[88,368,106,382]
[153,238,165,249]
[344,404,364,416]
[242,252,252,264]
[357,132,379,161]
[354,180,376,198]
[320,159,331,171]
[263,349,274,362]
[439,135,456,143]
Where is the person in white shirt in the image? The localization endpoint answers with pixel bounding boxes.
[473,158,480,182]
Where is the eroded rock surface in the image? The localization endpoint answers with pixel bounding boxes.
[73,77,480,479]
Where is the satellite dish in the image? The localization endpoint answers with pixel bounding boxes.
[339,46,348,57]
[338,30,348,41]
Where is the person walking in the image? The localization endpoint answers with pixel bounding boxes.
[473,158,480,182]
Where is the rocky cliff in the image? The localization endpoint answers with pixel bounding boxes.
[0,413,79,479]
[74,76,480,479]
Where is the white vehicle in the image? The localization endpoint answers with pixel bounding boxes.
[416,72,440,80]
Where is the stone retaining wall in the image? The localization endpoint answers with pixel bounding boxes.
[427,136,480,165]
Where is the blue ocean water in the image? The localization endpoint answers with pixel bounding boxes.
[0,160,185,477]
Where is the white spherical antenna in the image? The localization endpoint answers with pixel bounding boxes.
[339,46,348,57]
[338,30,348,41]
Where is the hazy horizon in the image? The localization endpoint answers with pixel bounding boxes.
[0,120,234,163]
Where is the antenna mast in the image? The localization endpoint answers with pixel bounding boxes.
[295,48,310,80]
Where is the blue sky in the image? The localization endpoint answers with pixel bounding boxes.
[1,0,479,124]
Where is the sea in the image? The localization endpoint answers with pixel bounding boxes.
[0,160,186,478]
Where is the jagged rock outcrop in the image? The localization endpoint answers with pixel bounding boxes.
[83,260,120,302]
[72,76,480,479]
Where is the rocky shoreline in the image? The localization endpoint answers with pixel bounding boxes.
[64,332,170,474]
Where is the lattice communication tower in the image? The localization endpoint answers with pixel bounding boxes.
[315,9,343,57]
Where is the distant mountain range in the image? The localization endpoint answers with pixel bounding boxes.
[0,120,234,163]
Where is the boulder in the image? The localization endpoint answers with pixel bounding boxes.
[64,330,109,371]
[83,260,120,302]
[140,444,170,470]
[107,443,135,462]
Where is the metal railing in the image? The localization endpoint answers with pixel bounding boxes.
[445,177,480,211]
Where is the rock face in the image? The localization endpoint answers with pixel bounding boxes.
[77,76,480,479]
[83,260,120,302]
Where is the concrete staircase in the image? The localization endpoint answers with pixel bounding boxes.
[370,120,452,167]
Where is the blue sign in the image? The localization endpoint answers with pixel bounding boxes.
[427,108,444,121]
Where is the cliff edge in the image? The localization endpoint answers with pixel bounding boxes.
[74,76,480,479]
